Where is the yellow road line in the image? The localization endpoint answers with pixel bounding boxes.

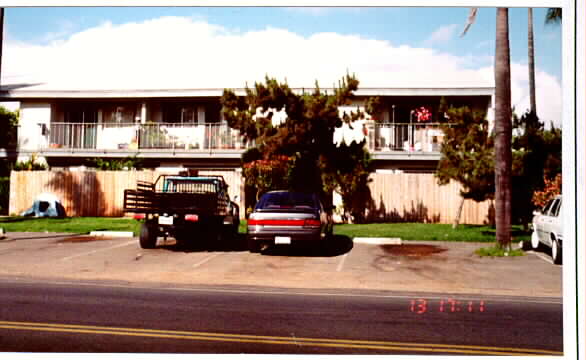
[0,320,562,356]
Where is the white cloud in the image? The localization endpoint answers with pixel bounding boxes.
[1,16,561,127]
[424,24,459,45]
[509,63,563,127]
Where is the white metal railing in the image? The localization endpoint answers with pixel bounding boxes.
[42,123,252,151]
[38,122,450,154]
[369,122,451,153]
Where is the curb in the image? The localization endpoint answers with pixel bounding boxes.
[353,237,402,245]
[89,231,134,238]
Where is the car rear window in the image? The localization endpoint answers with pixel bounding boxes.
[255,192,318,210]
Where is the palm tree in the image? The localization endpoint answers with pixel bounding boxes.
[0,8,4,87]
[462,8,513,250]
[545,8,562,24]
[528,8,536,114]
[493,8,513,250]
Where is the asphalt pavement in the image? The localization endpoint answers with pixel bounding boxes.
[0,278,563,355]
[0,231,563,298]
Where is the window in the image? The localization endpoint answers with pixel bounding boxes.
[255,192,319,210]
[541,199,554,215]
[550,198,562,217]
[162,103,205,124]
[103,103,140,124]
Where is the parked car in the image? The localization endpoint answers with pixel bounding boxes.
[246,191,333,253]
[531,195,563,264]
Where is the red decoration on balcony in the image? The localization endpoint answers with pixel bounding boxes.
[415,107,431,122]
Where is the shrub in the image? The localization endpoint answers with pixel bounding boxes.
[0,176,9,215]
[13,154,48,171]
[532,173,562,208]
[85,156,144,170]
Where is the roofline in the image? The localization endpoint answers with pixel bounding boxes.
[0,86,495,100]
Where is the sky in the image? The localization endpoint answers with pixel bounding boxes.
[0,6,563,126]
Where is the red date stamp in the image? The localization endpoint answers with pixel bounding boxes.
[410,298,485,314]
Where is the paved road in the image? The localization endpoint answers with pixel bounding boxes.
[0,279,563,355]
[0,233,562,297]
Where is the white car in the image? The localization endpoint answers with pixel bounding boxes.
[531,195,563,264]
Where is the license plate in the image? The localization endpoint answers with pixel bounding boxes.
[275,236,291,244]
[158,216,173,225]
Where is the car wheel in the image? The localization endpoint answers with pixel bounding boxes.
[139,223,157,249]
[530,230,541,250]
[551,239,562,265]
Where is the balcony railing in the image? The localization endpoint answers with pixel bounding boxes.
[43,123,252,151]
[369,122,450,153]
[36,122,451,154]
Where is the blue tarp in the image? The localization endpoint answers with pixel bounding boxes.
[21,194,66,217]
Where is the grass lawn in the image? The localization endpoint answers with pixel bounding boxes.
[0,217,530,244]
[0,217,141,235]
[334,222,531,243]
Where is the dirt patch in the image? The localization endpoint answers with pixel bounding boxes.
[380,244,447,258]
[56,236,115,244]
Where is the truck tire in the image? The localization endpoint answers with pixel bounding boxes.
[248,238,261,253]
[139,223,157,249]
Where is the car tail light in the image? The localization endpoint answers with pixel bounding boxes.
[133,213,146,220]
[185,214,199,222]
[303,219,321,228]
[247,218,320,227]
[248,219,303,226]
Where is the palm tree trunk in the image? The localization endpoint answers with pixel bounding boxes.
[0,8,4,87]
[494,8,513,250]
[528,8,537,114]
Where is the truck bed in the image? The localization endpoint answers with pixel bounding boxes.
[123,177,229,216]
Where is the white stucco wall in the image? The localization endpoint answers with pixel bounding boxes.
[18,102,52,151]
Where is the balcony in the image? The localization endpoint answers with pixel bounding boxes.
[368,122,448,153]
[28,122,450,160]
[38,123,250,155]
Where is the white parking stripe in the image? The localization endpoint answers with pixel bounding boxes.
[192,253,221,268]
[61,240,136,261]
[336,253,349,272]
[527,250,554,265]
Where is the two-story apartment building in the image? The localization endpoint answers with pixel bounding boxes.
[0,84,495,173]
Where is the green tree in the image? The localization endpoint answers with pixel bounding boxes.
[435,106,494,228]
[0,106,18,149]
[511,111,549,229]
[221,74,374,220]
[321,141,373,223]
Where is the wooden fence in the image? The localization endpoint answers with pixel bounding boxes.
[367,173,493,225]
[10,170,491,224]
[9,170,245,217]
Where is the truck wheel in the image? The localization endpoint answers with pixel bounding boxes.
[248,238,261,253]
[139,223,157,249]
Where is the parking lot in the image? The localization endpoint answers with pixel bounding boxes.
[0,232,562,298]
